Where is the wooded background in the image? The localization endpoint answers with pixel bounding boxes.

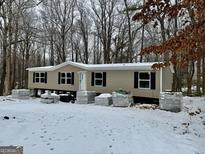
[0,0,204,96]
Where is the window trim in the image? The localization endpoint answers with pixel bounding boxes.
[60,72,72,85]
[94,72,103,87]
[138,72,151,89]
[34,72,46,84]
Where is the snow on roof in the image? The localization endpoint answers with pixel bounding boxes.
[26,61,156,72]
[26,66,54,72]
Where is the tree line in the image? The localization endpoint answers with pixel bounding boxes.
[0,0,204,96]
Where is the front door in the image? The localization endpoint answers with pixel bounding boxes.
[79,71,87,91]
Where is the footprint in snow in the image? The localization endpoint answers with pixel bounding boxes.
[56,138,61,141]
[24,137,29,140]
[40,136,44,139]
[50,148,54,151]
[67,116,73,119]
[17,120,24,123]
[32,144,37,147]
[109,145,112,148]
[44,131,47,134]
[46,143,51,146]
[63,138,69,141]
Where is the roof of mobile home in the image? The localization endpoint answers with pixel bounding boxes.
[26,61,158,72]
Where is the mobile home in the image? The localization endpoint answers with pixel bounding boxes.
[27,61,173,99]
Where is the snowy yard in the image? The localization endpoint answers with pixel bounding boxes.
[0,97,205,154]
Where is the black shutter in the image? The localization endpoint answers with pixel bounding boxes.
[72,72,74,85]
[91,72,94,86]
[33,72,35,83]
[58,72,61,84]
[45,72,47,83]
[103,72,106,87]
[151,72,156,90]
[134,72,138,88]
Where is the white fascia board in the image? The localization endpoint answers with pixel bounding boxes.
[27,61,156,72]
[26,66,54,72]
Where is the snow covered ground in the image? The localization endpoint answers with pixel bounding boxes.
[0,96,205,154]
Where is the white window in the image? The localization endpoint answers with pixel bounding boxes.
[138,72,150,89]
[35,72,46,83]
[94,72,103,86]
[60,72,72,84]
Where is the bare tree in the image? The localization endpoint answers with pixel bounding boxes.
[41,0,76,64]
[75,1,92,64]
[90,0,117,64]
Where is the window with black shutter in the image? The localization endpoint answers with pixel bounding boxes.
[58,72,61,84]
[33,72,47,84]
[45,72,47,83]
[103,72,106,87]
[58,72,74,85]
[91,72,94,86]
[71,72,74,85]
[33,72,35,83]
[134,72,138,88]
[92,72,107,87]
[151,72,156,90]
[134,72,156,90]
[139,72,150,89]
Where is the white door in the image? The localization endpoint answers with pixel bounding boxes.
[79,71,87,91]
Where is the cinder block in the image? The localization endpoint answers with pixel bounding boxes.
[95,93,112,106]
[12,89,30,99]
[0,146,23,154]
[160,92,182,112]
[112,92,133,107]
[76,91,96,104]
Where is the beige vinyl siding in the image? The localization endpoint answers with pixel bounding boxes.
[28,65,83,91]
[162,67,173,91]
[87,70,160,99]
[28,64,173,99]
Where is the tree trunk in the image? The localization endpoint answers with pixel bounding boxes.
[187,77,192,96]
[159,18,169,61]
[196,57,201,95]
[203,48,205,95]
[50,34,54,65]
[5,0,13,95]
[11,15,19,90]
[140,25,145,62]
[0,26,8,96]
[124,0,133,62]
[25,38,30,88]
[171,0,182,92]
[187,62,195,95]
[43,47,46,66]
